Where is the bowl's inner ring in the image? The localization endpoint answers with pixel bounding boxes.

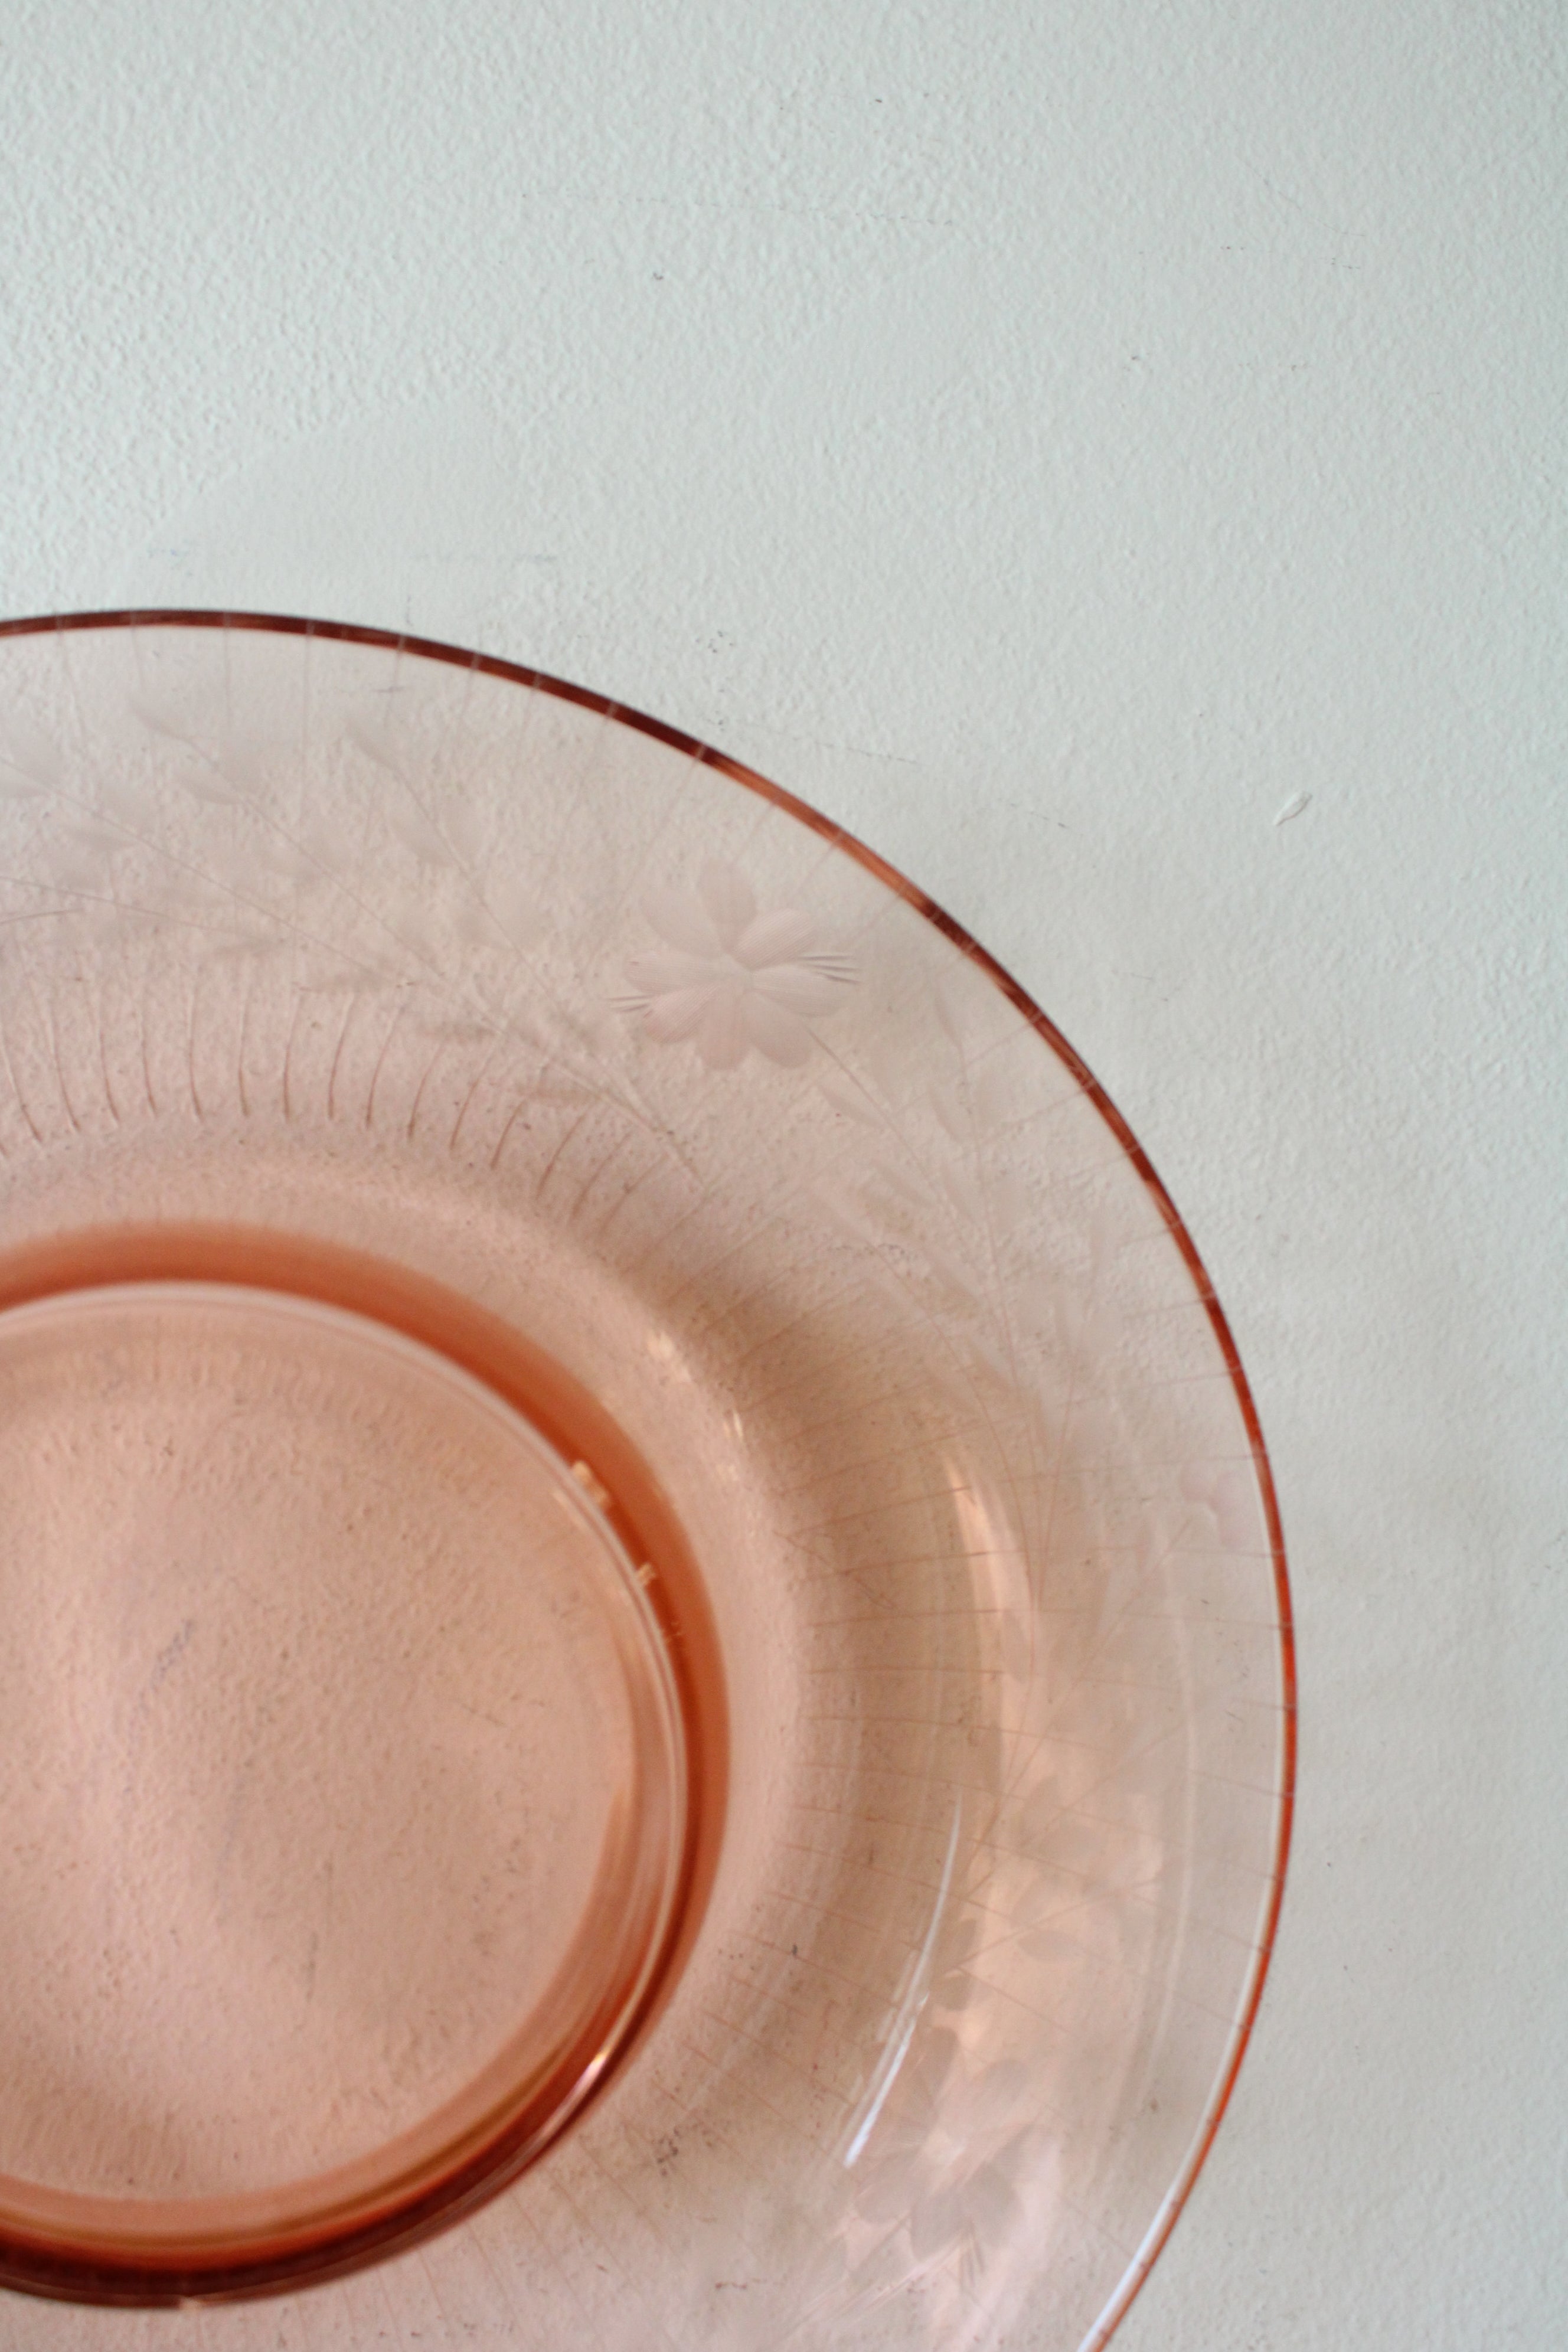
[0,1233,710,2301]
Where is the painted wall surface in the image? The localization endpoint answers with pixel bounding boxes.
[2,5,1564,2344]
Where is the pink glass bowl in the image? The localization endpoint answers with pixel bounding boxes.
[0,612,1292,2349]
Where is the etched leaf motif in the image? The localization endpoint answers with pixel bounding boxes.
[345,716,405,775]
[128,693,195,745]
[58,818,125,855]
[172,766,247,808]
[442,803,485,866]
[0,713,62,794]
[620,858,855,1069]
[386,802,458,866]
[484,875,544,952]
[94,777,155,831]
[817,1069,884,1125]
[246,835,319,884]
[300,817,355,875]
[1181,1461,1260,1550]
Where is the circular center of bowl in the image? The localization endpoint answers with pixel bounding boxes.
[0,1279,684,2211]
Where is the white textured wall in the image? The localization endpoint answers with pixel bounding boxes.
[2,6,1565,2344]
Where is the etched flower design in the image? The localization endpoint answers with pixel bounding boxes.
[622,859,854,1069]
[851,2041,1031,2263]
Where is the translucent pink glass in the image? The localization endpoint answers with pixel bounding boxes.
[0,613,1292,2347]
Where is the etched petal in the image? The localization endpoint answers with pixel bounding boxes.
[697,988,749,1068]
[643,986,714,1043]
[625,949,720,995]
[698,860,757,950]
[733,906,815,969]
[643,886,721,956]
[742,992,814,1066]
[750,961,850,1017]
[909,2179,967,2260]
[960,2159,1025,2249]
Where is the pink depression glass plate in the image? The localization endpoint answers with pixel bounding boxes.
[0,612,1293,2350]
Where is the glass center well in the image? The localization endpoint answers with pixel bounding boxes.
[0,1266,694,2298]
